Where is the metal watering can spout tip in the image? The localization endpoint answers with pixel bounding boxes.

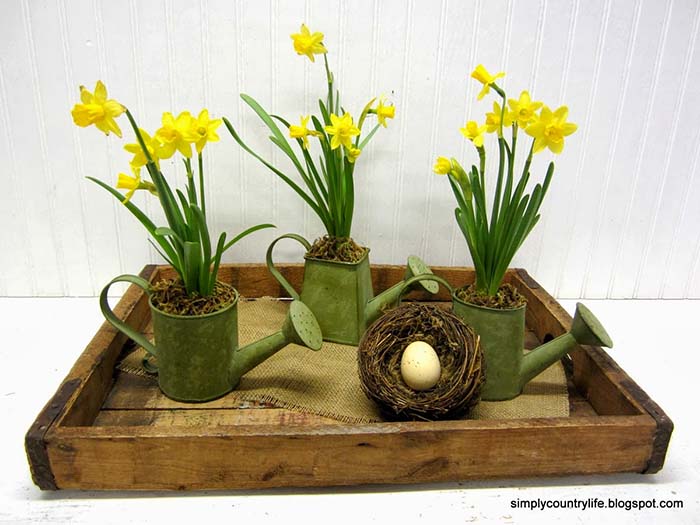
[283,300,323,351]
[571,302,613,348]
[406,256,440,294]
[366,256,439,325]
[519,302,613,389]
[231,300,323,383]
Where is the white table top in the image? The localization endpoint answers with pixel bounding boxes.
[2,297,698,525]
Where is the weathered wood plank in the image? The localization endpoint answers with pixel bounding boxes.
[156,263,475,302]
[47,416,656,490]
[94,408,343,427]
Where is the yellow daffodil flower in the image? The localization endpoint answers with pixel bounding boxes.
[471,64,505,100]
[433,156,452,175]
[525,105,578,154]
[289,115,321,149]
[183,109,222,153]
[346,146,362,163]
[71,80,125,137]
[291,24,327,62]
[507,91,543,129]
[485,101,513,135]
[325,113,360,150]
[375,97,396,127]
[156,111,194,159]
[460,120,487,148]
[115,166,157,204]
[124,128,161,168]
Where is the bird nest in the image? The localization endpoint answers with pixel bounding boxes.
[357,302,484,421]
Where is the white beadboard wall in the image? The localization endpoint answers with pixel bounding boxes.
[1,0,699,298]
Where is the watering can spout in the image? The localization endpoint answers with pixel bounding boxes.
[365,256,440,325]
[519,302,613,389]
[229,300,323,386]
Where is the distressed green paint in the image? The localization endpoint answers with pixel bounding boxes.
[100,275,322,403]
[300,251,373,344]
[266,234,439,345]
[151,296,238,402]
[452,296,613,401]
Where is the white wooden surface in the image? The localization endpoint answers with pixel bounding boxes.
[1,0,700,299]
[2,298,698,524]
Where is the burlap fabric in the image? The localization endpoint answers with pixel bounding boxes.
[118,298,569,422]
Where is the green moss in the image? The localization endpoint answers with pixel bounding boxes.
[150,279,237,316]
[454,282,526,310]
[306,235,368,263]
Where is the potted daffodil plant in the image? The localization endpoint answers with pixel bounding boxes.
[434,65,584,400]
[224,24,439,345]
[71,81,274,402]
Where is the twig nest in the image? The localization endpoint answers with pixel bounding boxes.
[357,303,484,421]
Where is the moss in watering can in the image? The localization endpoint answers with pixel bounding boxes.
[150,279,238,316]
[305,235,368,263]
[454,282,527,310]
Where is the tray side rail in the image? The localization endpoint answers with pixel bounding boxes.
[45,415,656,490]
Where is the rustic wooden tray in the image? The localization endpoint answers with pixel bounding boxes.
[25,264,672,490]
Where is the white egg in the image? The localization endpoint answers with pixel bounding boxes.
[400,341,441,391]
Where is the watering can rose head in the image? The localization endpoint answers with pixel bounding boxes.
[223,24,395,243]
[434,65,578,300]
[71,81,274,304]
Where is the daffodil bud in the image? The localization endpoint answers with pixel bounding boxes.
[433,156,452,175]
[449,158,472,199]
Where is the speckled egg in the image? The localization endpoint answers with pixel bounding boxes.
[400,341,441,391]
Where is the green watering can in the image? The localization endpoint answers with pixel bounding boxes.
[100,274,323,402]
[266,233,440,345]
[452,296,614,400]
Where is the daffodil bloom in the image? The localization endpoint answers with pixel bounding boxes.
[460,120,487,148]
[433,156,452,175]
[71,80,125,137]
[375,97,396,127]
[115,167,157,204]
[290,24,327,62]
[156,111,194,159]
[471,64,505,100]
[124,129,161,168]
[507,91,543,129]
[183,109,222,153]
[525,105,578,154]
[325,112,360,150]
[289,115,321,149]
[346,146,361,163]
[484,101,513,135]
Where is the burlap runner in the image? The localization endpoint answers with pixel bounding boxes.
[118,298,569,422]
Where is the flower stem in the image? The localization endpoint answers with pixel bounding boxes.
[198,152,206,218]
[323,53,334,113]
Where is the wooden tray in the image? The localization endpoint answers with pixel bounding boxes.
[25,265,673,490]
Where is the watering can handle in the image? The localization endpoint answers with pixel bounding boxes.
[396,274,454,305]
[99,274,159,374]
[266,233,312,301]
